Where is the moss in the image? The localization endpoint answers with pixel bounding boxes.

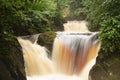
[0,37,26,80]
[90,55,120,80]
[38,31,56,52]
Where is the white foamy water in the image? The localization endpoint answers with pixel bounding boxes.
[27,74,82,80]
[64,21,89,32]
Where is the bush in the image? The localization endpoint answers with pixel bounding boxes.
[99,16,120,54]
[82,0,120,56]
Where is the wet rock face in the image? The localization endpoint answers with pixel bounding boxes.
[0,39,26,80]
[0,60,13,80]
[0,56,26,80]
[90,55,120,80]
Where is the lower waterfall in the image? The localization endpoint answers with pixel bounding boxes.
[17,21,101,80]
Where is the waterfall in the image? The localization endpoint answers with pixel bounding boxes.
[17,21,101,80]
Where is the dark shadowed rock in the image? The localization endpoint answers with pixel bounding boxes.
[0,38,26,80]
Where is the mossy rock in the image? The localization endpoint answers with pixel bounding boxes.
[38,31,56,53]
[0,38,26,80]
[90,55,120,80]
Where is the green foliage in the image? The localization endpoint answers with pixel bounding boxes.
[99,16,120,54]
[55,0,69,12]
[51,0,69,28]
[0,0,58,36]
[0,0,63,56]
[67,0,86,20]
[82,0,106,31]
[82,0,120,55]
[83,0,120,31]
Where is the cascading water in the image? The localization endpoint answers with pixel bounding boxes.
[17,21,101,80]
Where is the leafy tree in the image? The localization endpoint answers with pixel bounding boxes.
[53,0,69,29]
[82,0,120,55]
[67,0,86,20]
[99,15,120,54]
[0,0,58,36]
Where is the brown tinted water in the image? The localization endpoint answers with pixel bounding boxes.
[17,21,100,80]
